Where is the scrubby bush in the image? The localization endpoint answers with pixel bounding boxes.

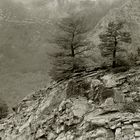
[66,79,90,98]
[121,101,138,113]
[92,84,115,104]
[100,62,110,70]
[110,57,130,73]
[101,88,114,101]
[116,57,130,67]
[128,52,140,66]
[112,66,129,74]
[0,98,8,119]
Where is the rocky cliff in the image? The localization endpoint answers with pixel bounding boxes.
[0,66,140,140]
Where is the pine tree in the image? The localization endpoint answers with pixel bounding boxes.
[49,14,90,81]
[99,21,131,68]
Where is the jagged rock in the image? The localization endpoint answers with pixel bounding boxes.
[133,123,140,130]
[1,67,140,140]
[91,79,102,87]
[101,97,114,107]
[115,128,122,140]
[135,131,140,137]
[71,97,89,117]
[36,129,45,139]
[102,74,117,88]
[47,132,56,140]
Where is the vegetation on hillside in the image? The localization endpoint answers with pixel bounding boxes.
[49,14,91,81]
[0,0,139,108]
[0,98,8,119]
[49,17,134,81]
[99,21,131,68]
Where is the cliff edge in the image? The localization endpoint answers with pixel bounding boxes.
[0,66,140,140]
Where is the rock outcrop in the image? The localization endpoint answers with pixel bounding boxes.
[0,66,140,140]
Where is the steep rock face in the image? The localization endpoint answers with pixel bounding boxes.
[0,66,140,140]
[92,0,140,53]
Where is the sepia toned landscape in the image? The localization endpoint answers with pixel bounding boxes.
[0,0,140,139]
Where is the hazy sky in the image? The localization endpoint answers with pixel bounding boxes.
[13,0,114,6]
[13,0,98,4]
[14,0,33,4]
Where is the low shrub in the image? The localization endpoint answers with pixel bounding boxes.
[128,52,139,66]
[116,57,130,67]
[101,88,114,101]
[66,79,90,98]
[112,66,129,74]
[121,101,138,113]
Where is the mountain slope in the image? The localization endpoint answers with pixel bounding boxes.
[0,0,128,109]
[0,66,140,139]
[92,0,140,54]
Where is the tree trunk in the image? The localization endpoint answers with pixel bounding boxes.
[71,45,75,57]
[112,39,117,68]
[112,48,116,68]
[71,33,75,72]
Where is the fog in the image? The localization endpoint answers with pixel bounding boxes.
[0,0,125,109]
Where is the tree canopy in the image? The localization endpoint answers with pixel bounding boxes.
[99,21,131,68]
[49,14,91,81]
